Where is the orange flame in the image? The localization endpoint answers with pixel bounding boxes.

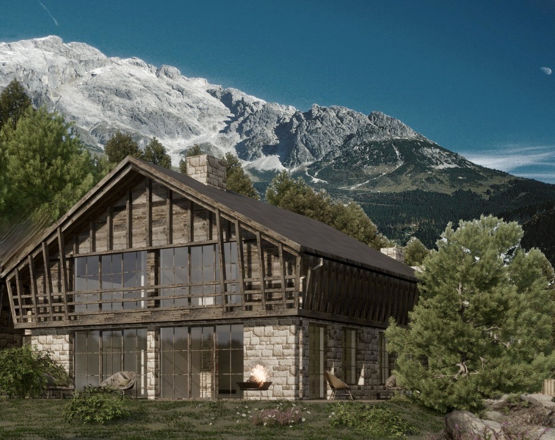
[249,364,268,387]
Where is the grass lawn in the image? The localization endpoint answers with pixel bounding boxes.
[0,397,444,440]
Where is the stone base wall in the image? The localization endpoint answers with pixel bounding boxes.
[243,318,301,400]
[28,329,73,376]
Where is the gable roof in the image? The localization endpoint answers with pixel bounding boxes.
[1,157,416,282]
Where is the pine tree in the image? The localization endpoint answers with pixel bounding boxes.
[222,153,259,199]
[0,79,32,131]
[143,137,171,169]
[266,171,387,249]
[0,107,102,223]
[404,236,430,266]
[104,131,142,164]
[386,215,555,413]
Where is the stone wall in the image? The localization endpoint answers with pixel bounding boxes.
[28,329,73,375]
[243,317,301,400]
[146,329,159,400]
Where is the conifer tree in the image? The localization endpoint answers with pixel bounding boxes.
[104,131,142,164]
[404,236,430,266]
[0,79,32,131]
[143,137,171,169]
[0,107,101,223]
[222,153,259,199]
[386,215,555,413]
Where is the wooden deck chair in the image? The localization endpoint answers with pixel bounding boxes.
[100,371,136,396]
[325,371,354,400]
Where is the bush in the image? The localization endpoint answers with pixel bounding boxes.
[0,345,68,398]
[329,403,418,439]
[64,386,129,424]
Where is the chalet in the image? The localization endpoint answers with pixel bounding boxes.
[0,155,418,400]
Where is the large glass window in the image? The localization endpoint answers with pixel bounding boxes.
[74,329,147,398]
[343,328,357,384]
[74,252,146,313]
[191,245,220,306]
[75,256,99,313]
[160,247,189,308]
[309,324,327,399]
[223,242,240,305]
[160,327,189,399]
[160,325,243,400]
[379,332,389,384]
[216,324,243,398]
[160,244,231,307]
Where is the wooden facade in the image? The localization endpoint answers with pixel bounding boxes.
[0,156,418,400]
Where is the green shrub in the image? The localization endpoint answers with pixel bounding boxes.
[64,386,129,424]
[0,344,68,398]
[329,403,418,439]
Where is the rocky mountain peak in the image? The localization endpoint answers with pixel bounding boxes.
[0,36,469,175]
[368,111,423,140]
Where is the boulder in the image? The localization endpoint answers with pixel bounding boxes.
[444,411,502,439]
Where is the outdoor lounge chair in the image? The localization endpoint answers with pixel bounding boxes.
[99,371,136,395]
[325,371,354,400]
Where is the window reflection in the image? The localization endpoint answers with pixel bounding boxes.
[74,252,146,313]
[160,325,243,400]
[74,329,146,398]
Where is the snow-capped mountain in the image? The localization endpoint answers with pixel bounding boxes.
[0,36,450,172]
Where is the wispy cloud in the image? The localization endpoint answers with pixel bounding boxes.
[461,145,555,173]
[37,1,59,27]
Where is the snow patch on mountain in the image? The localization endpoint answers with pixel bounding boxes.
[0,36,484,183]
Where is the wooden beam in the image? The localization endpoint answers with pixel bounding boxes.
[256,231,266,310]
[107,206,113,251]
[57,227,69,321]
[27,255,39,322]
[5,278,18,325]
[215,210,226,308]
[234,221,246,309]
[89,221,96,253]
[126,190,133,248]
[278,243,287,307]
[42,242,54,321]
[146,179,152,247]
[166,189,173,245]
[188,201,194,243]
[0,284,4,319]
[295,255,302,309]
[14,268,24,321]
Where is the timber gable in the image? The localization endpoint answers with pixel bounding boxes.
[1,156,417,332]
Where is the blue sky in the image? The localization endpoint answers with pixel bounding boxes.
[1,0,555,183]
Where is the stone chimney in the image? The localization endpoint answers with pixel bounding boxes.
[186,154,226,190]
[380,247,405,263]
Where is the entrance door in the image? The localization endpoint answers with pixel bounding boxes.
[308,324,326,399]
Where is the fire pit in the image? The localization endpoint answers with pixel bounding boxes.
[237,364,272,391]
[236,381,272,391]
